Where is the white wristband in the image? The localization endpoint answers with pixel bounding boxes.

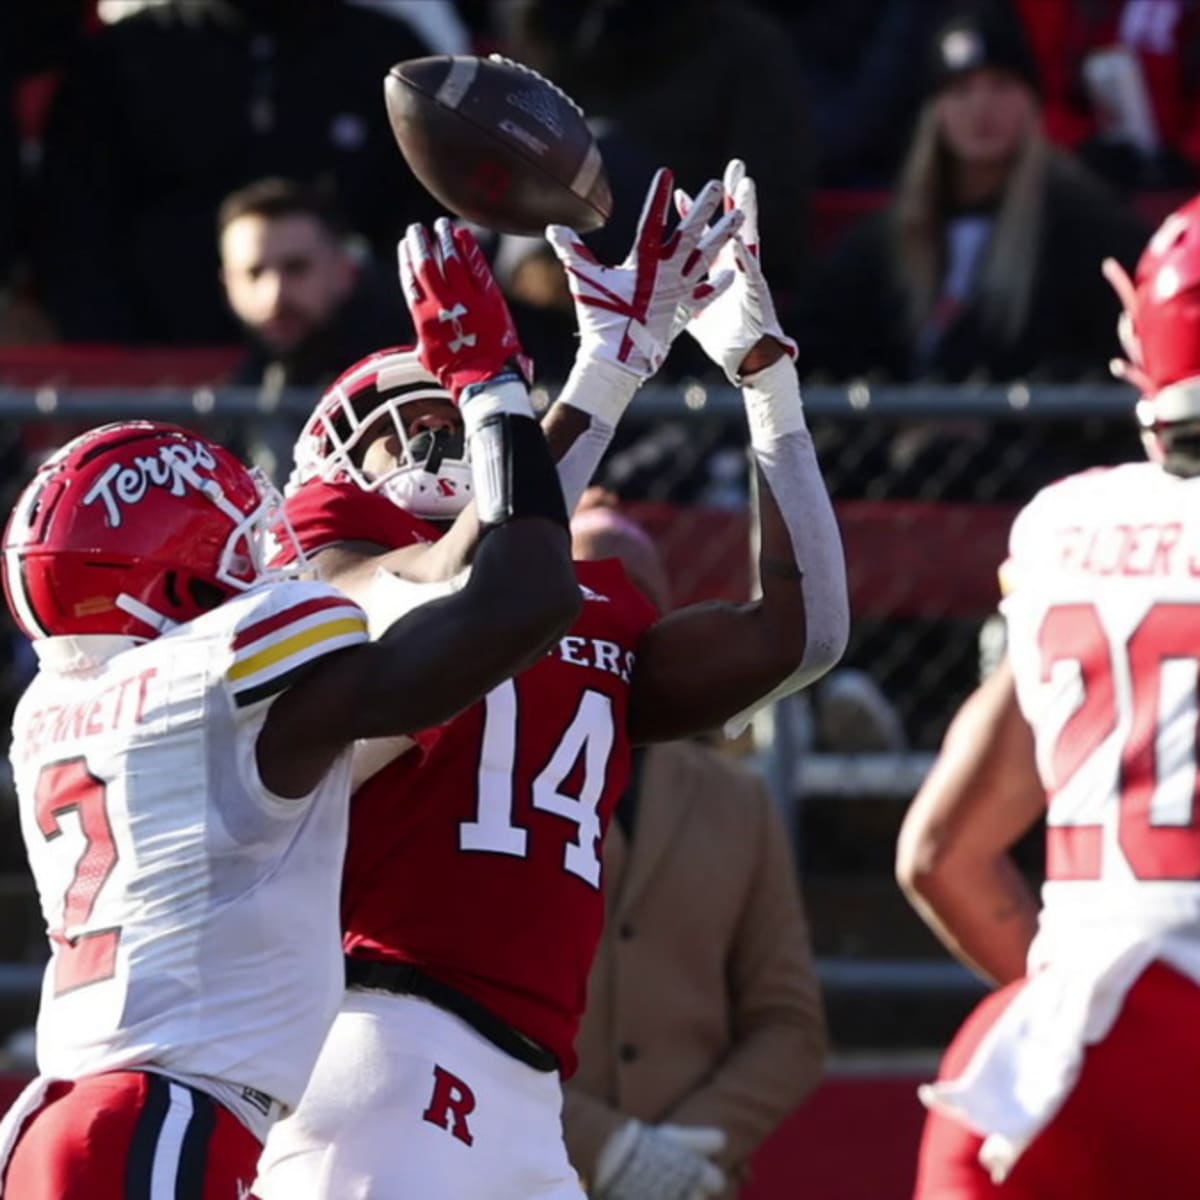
[741,355,807,446]
[460,379,535,438]
[558,353,641,427]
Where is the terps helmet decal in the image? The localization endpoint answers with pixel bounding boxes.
[2,421,304,641]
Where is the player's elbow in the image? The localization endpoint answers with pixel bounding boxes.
[896,820,986,924]
[895,819,952,907]
[757,579,847,683]
[799,610,849,684]
[777,602,849,691]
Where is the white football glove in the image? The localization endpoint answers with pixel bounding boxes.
[546,167,741,381]
[674,158,797,385]
[594,1119,727,1200]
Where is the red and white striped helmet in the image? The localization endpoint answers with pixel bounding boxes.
[289,345,471,519]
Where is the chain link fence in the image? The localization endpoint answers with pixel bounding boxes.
[598,381,1143,752]
[0,380,1146,1048]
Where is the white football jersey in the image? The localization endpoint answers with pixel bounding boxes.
[9,578,368,1110]
[1003,462,1200,963]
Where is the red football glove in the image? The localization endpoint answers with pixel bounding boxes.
[397,218,531,399]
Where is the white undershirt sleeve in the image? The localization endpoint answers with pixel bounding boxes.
[724,356,849,737]
[551,355,640,514]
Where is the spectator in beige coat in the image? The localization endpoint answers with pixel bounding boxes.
[565,499,828,1200]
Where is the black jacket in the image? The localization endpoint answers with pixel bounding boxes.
[804,152,1150,382]
[35,0,437,342]
[508,0,815,298]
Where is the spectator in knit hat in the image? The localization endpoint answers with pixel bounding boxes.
[804,0,1148,385]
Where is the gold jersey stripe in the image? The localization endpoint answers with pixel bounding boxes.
[229,616,367,684]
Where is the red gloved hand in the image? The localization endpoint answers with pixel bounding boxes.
[398,218,531,399]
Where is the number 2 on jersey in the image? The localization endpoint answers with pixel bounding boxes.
[34,758,120,994]
[460,681,615,887]
[1041,601,1200,881]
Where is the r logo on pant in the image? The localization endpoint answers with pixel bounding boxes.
[422,1064,476,1146]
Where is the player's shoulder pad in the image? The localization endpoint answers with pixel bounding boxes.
[1003,465,1126,597]
[220,578,368,709]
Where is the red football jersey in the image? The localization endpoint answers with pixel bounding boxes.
[283,480,658,1074]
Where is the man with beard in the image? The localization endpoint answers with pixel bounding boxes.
[219,177,412,390]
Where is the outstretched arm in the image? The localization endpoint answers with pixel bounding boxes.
[311,173,741,601]
[543,166,740,514]
[627,161,848,744]
[257,220,580,797]
[301,218,525,602]
[895,657,1044,985]
[260,509,577,798]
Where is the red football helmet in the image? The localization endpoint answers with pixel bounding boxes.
[1113,194,1200,459]
[2,421,298,641]
[289,345,471,519]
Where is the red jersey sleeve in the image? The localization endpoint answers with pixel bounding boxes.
[278,480,442,562]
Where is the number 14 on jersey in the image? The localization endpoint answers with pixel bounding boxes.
[459,681,616,888]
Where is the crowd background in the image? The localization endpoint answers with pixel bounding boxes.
[0,0,1189,1123]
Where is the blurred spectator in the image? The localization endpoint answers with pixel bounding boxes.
[1014,0,1200,190]
[0,44,18,300]
[762,0,947,187]
[804,0,1149,383]
[0,0,89,341]
[34,0,438,343]
[494,0,815,304]
[218,177,410,390]
[564,500,827,1200]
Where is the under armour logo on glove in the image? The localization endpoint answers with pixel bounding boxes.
[437,303,479,354]
[398,218,531,401]
[546,167,743,381]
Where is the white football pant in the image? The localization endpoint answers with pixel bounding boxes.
[254,990,585,1199]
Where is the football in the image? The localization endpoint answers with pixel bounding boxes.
[384,54,612,236]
